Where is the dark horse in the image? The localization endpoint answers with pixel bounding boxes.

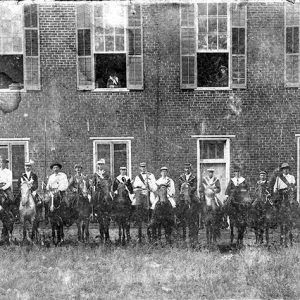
[149,185,175,244]
[132,188,151,243]
[112,181,132,245]
[176,182,201,247]
[225,188,252,246]
[92,179,113,243]
[250,185,276,246]
[0,190,14,244]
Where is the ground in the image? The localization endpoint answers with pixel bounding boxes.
[0,224,299,299]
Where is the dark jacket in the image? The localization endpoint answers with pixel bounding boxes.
[18,171,38,192]
[178,173,197,194]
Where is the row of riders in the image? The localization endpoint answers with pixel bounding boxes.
[0,156,299,247]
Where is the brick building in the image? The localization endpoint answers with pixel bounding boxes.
[0,0,299,201]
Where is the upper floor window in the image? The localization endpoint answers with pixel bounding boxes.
[285,2,300,87]
[0,3,40,91]
[76,2,143,91]
[180,2,246,90]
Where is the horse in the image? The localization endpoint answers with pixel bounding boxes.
[202,186,223,247]
[111,181,132,245]
[19,179,36,242]
[225,188,252,247]
[132,188,151,243]
[250,185,276,246]
[92,179,113,243]
[176,182,201,247]
[149,184,175,244]
[0,190,14,244]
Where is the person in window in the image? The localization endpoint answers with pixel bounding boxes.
[0,156,13,209]
[107,71,120,88]
[68,164,91,205]
[46,162,68,202]
[154,166,176,209]
[18,159,38,201]
[215,65,228,87]
[91,159,112,192]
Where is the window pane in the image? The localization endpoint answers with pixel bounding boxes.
[25,30,38,56]
[207,34,217,49]
[78,57,92,85]
[198,3,207,16]
[128,28,141,55]
[198,34,207,50]
[232,55,246,85]
[128,5,141,27]
[77,4,90,28]
[218,34,227,50]
[0,55,23,89]
[197,53,228,87]
[24,4,38,28]
[218,17,227,33]
[208,18,217,33]
[232,28,245,54]
[97,144,111,172]
[198,17,207,33]
[286,27,299,54]
[13,35,22,53]
[208,3,217,15]
[181,28,195,55]
[128,56,142,86]
[105,35,114,52]
[286,55,299,84]
[232,6,246,27]
[113,143,127,179]
[95,35,104,52]
[200,141,224,159]
[95,54,126,88]
[181,4,194,27]
[25,57,39,87]
[218,3,227,16]
[78,29,91,56]
[182,56,195,85]
[11,144,25,180]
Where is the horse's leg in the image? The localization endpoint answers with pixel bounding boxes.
[265,224,269,246]
[105,216,110,242]
[51,223,56,245]
[77,219,81,242]
[280,224,284,245]
[118,222,122,243]
[230,222,234,245]
[122,222,126,245]
[126,217,131,242]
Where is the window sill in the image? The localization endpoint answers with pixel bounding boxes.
[92,88,129,92]
[0,89,25,93]
[196,87,232,91]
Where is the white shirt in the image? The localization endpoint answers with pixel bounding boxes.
[0,168,12,190]
[274,174,296,192]
[46,172,68,191]
[25,171,31,179]
[156,176,175,198]
[185,173,191,181]
[133,172,157,192]
[231,176,245,186]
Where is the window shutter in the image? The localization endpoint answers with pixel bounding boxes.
[231,4,247,88]
[180,4,197,89]
[285,2,300,87]
[77,4,94,90]
[24,4,40,90]
[127,4,143,90]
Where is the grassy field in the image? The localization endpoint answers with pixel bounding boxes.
[0,226,299,300]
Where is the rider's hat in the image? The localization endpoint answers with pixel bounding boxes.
[184,163,191,168]
[160,166,168,171]
[74,164,82,169]
[280,162,290,170]
[259,170,267,175]
[207,168,215,172]
[120,166,127,170]
[139,162,146,167]
[25,159,34,166]
[50,162,62,169]
[97,158,105,164]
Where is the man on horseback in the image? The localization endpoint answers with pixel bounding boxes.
[154,166,176,209]
[18,159,38,200]
[133,162,157,210]
[68,164,91,204]
[178,163,197,196]
[91,159,112,192]
[112,166,134,201]
[46,162,68,202]
[252,170,271,207]
[0,157,14,210]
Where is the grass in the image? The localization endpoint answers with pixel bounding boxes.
[0,241,299,300]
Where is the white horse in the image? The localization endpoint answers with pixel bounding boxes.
[19,179,36,242]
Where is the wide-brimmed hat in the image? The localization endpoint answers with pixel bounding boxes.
[25,159,34,166]
[280,163,290,170]
[50,162,62,169]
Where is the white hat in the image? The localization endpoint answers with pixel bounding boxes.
[97,158,105,164]
[25,159,34,166]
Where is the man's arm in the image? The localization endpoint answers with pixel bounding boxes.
[1,170,12,190]
[31,173,38,192]
[59,173,69,191]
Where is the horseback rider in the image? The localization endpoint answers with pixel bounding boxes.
[224,165,249,201]
[178,163,197,197]
[252,170,271,207]
[0,156,14,210]
[46,162,68,202]
[68,164,91,205]
[18,159,38,201]
[112,166,134,202]
[133,162,157,209]
[154,166,176,209]
[91,159,112,192]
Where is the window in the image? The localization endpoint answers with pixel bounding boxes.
[0,3,40,90]
[200,140,225,160]
[0,140,29,195]
[285,2,300,87]
[180,2,247,89]
[93,139,132,178]
[76,2,143,90]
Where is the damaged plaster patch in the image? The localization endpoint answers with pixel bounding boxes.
[0,93,22,114]
[225,94,242,119]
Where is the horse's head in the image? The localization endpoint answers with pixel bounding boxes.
[179,182,192,204]
[93,179,112,206]
[157,184,168,203]
[20,179,33,207]
[115,181,129,203]
[232,188,252,206]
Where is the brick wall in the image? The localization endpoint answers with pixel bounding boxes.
[0,1,299,192]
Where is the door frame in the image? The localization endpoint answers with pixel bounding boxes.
[192,135,235,197]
